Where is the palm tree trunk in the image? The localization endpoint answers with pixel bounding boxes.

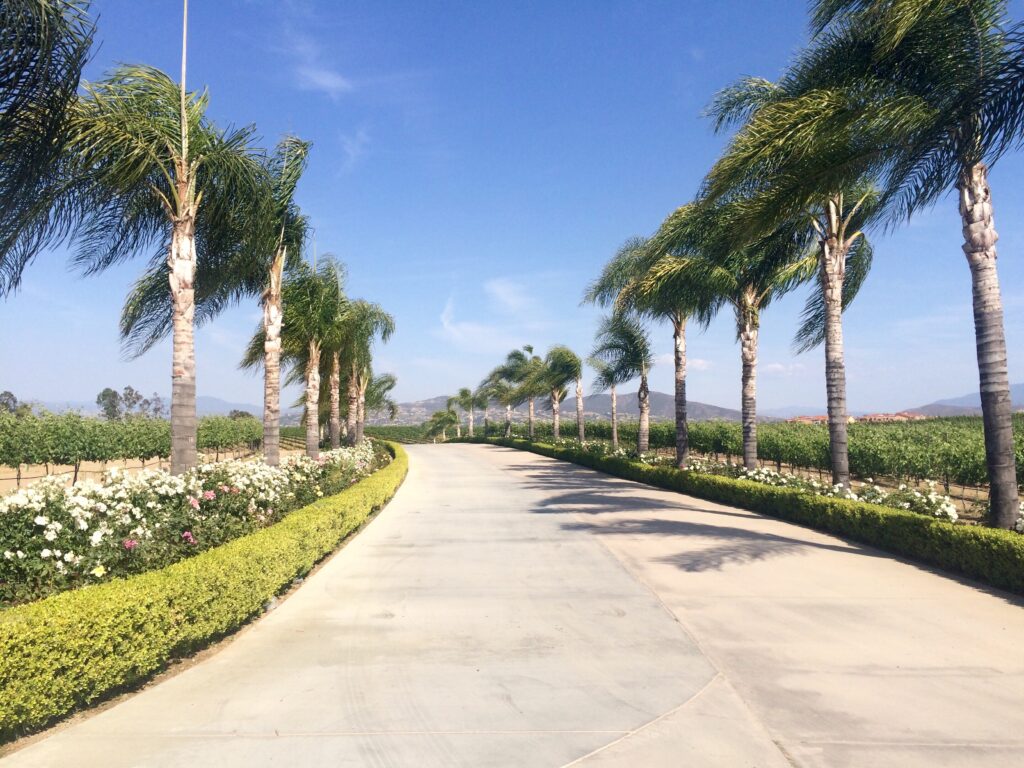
[821,233,850,487]
[304,340,321,460]
[346,363,358,446]
[551,392,560,440]
[355,377,367,443]
[740,313,759,471]
[610,383,618,450]
[528,399,535,440]
[960,162,1019,528]
[638,372,650,454]
[504,404,512,438]
[672,316,688,469]
[576,379,585,442]
[168,216,197,474]
[468,407,474,437]
[329,351,341,449]
[262,248,285,466]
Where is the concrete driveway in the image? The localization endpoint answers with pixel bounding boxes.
[5,443,1024,767]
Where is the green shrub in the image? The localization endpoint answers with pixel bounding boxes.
[468,437,1024,596]
[0,443,408,741]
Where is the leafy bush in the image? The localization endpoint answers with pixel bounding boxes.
[0,442,407,742]
[0,442,385,605]
[364,425,431,443]
[468,437,1024,596]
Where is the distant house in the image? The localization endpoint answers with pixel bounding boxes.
[786,414,855,425]
[858,411,927,423]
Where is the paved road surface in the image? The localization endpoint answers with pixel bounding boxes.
[5,444,1024,767]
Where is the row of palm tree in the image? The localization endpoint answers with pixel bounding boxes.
[582,0,1022,528]
[0,1,396,471]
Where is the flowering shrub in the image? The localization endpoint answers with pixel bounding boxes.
[0,441,386,605]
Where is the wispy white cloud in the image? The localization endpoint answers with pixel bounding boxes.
[655,354,712,371]
[283,31,352,99]
[762,362,806,376]
[484,278,531,314]
[436,298,521,354]
[339,127,371,171]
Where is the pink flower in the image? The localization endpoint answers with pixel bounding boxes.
[219,485,231,493]
[202,490,216,501]
[230,486,240,494]
[181,531,197,545]
[123,539,138,551]
[188,496,200,510]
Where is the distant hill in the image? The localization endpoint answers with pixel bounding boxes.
[913,383,1024,417]
[372,391,743,426]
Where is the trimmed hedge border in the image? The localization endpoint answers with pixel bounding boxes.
[0,442,408,742]
[463,437,1024,596]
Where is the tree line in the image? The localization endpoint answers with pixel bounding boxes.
[1,1,396,473]
[439,0,1023,529]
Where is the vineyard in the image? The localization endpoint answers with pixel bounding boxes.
[487,415,1024,491]
[0,413,263,481]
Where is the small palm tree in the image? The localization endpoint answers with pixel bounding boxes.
[592,313,655,453]
[541,346,583,441]
[425,407,458,442]
[453,387,479,436]
[479,373,517,438]
[494,346,545,440]
[365,373,399,422]
[0,0,93,293]
[587,356,620,450]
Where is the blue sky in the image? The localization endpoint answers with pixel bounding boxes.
[2,0,1022,413]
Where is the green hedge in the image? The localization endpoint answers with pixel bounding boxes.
[466,437,1024,596]
[0,442,408,742]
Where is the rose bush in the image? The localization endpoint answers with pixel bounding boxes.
[0,441,386,605]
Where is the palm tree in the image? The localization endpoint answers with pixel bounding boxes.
[585,222,705,467]
[592,313,655,453]
[337,300,394,445]
[637,207,817,470]
[0,0,93,294]
[242,258,346,460]
[365,372,399,423]
[453,387,480,436]
[479,373,517,438]
[587,356,620,450]
[470,388,489,437]
[541,346,582,441]
[446,395,464,438]
[703,73,879,488]
[797,0,1022,524]
[425,407,458,442]
[494,346,545,440]
[64,5,263,473]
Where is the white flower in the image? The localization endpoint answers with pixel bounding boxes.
[33,515,49,526]
[3,550,12,560]
[40,548,52,559]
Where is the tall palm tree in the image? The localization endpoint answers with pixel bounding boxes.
[117,136,309,465]
[258,137,310,464]
[0,0,93,293]
[65,5,263,473]
[453,387,478,436]
[703,72,879,488]
[446,395,464,438]
[585,221,705,467]
[797,0,1022,525]
[242,258,346,460]
[479,373,517,438]
[637,207,818,469]
[587,356,620,450]
[337,300,394,445]
[470,388,489,437]
[541,345,582,441]
[592,313,655,453]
